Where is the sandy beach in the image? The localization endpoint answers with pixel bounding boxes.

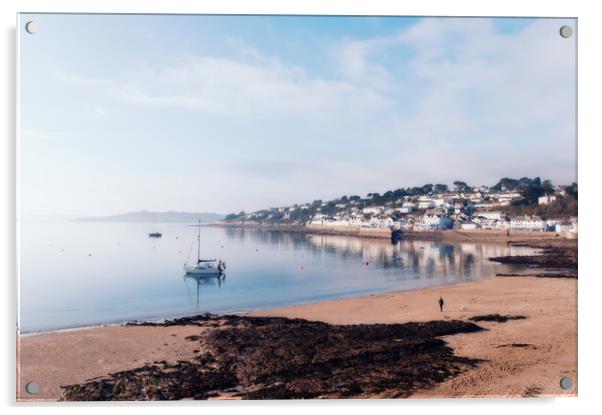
[250,276,577,398]
[17,273,577,401]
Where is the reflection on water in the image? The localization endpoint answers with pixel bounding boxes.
[19,222,536,333]
[184,274,226,310]
[307,234,533,279]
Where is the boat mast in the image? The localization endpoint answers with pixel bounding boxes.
[197,219,201,262]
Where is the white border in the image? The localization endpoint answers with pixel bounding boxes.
[2,1,600,414]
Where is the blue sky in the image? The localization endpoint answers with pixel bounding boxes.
[18,14,576,216]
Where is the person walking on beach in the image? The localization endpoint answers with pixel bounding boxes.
[438,296,444,312]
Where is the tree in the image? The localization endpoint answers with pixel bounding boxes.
[491,177,517,191]
[565,182,578,199]
[321,202,338,216]
[392,188,407,199]
[541,179,555,195]
[434,184,449,193]
[453,181,470,192]
[290,208,312,223]
[269,211,284,222]
[520,179,544,205]
[382,190,394,203]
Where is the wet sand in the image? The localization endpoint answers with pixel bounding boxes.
[17,276,577,401]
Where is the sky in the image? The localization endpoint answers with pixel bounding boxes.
[18,14,577,216]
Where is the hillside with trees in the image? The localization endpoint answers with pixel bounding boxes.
[222,177,577,225]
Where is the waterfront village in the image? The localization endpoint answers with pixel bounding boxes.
[225,178,578,235]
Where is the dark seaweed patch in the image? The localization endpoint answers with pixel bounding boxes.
[468,314,526,323]
[61,315,483,401]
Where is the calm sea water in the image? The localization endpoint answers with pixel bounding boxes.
[18,221,535,333]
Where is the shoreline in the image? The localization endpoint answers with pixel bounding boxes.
[212,222,576,242]
[19,274,495,337]
[18,274,577,400]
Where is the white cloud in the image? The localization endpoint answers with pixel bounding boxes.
[333,38,392,91]
[331,18,576,185]
[58,52,393,121]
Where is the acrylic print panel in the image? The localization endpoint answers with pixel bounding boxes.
[16,13,577,401]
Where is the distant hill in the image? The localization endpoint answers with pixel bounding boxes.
[76,211,225,223]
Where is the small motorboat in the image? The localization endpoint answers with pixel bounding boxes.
[148,232,162,238]
[183,220,226,277]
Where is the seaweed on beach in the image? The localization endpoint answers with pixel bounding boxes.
[124,313,220,328]
[61,315,484,401]
[496,272,577,279]
[496,343,535,349]
[489,254,577,270]
[489,241,577,271]
[468,314,526,323]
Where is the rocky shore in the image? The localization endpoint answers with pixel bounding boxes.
[489,239,577,278]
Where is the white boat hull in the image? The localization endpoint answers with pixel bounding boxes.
[184,267,223,276]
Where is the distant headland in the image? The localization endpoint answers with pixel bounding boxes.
[76,210,225,223]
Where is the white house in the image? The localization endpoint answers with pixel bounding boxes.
[433,198,454,208]
[418,200,435,209]
[415,214,453,231]
[322,218,351,227]
[475,218,508,230]
[362,207,381,215]
[556,219,578,233]
[545,219,562,231]
[478,211,503,221]
[460,222,479,230]
[510,215,546,232]
[398,219,415,231]
[538,195,557,205]
[495,192,521,206]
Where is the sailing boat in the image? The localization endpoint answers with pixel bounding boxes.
[183,219,225,277]
[148,213,162,238]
